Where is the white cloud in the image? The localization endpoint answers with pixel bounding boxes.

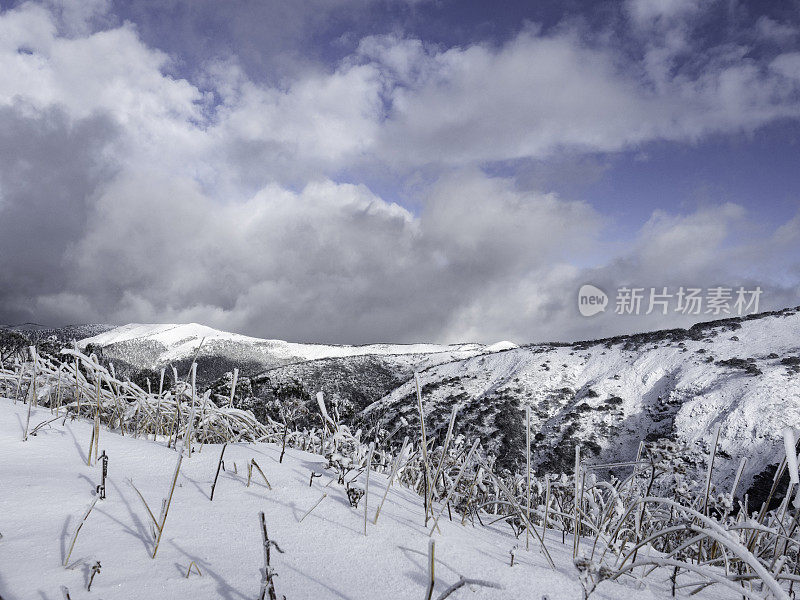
[44,0,111,36]
[625,0,702,29]
[3,4,797,183]
[370,29,800,166]
[55,169,602,342]
[772,52,800,81]
[0,1,798,343]
[756,16,799,46]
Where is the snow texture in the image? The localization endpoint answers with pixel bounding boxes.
[0,397,733,600]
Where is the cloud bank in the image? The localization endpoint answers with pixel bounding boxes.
[0,0,798,343]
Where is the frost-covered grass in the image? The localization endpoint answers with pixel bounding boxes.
[1,351,798,599]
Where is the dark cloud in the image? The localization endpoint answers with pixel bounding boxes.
[0,103,119,323]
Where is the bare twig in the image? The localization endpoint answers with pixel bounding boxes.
[210,443,228,501]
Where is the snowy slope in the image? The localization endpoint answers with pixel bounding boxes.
[78,323,503,376]
[0,398,731,600]
[365,307,800,497]
[81,323,491,361]
[248,348,513,422]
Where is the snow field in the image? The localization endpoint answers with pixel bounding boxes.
[0,397,729,600]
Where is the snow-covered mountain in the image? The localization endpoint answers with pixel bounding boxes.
[78,322,517,384]
[365,307,800,502]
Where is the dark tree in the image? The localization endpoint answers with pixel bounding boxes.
[0,329,30,366]
[493,395,527,474]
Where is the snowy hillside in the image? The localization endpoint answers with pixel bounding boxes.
[78,323,507,384]
[0,397,730,600]
[248,348,511,425]
[366,307,800,499]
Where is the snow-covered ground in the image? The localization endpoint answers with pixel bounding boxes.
[0,397,729,600]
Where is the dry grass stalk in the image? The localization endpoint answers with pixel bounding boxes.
[425,539,436,600]
[374,436,409,525]
[574,444,581,558]
[13,362,23,404]
[92,374,101,462]
[86,424,95,467]
[229,368,239,407]
[197,390,210,453]
[436,577,502,600]
[488,469,556,569]
[53,365,61,415]
[429,440,480,536]
[702,424,722,516]
[259,511,283,600]
[525,404,531,551]
[185,561,202,578]
[429,405,458,505]
[22,347,36,441]
[136,406,194,559]
[210,443,228,501]
[63,497,98,567]
[299,493,327,522]
[152,451,183,558]
[247,459,272,490]
[74,356,80,415]
[87,561,101,591]
[29,415,60,437]
[30,346,37,407]
[364,441,374,536]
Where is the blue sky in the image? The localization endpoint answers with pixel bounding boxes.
[0,0,798,343]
